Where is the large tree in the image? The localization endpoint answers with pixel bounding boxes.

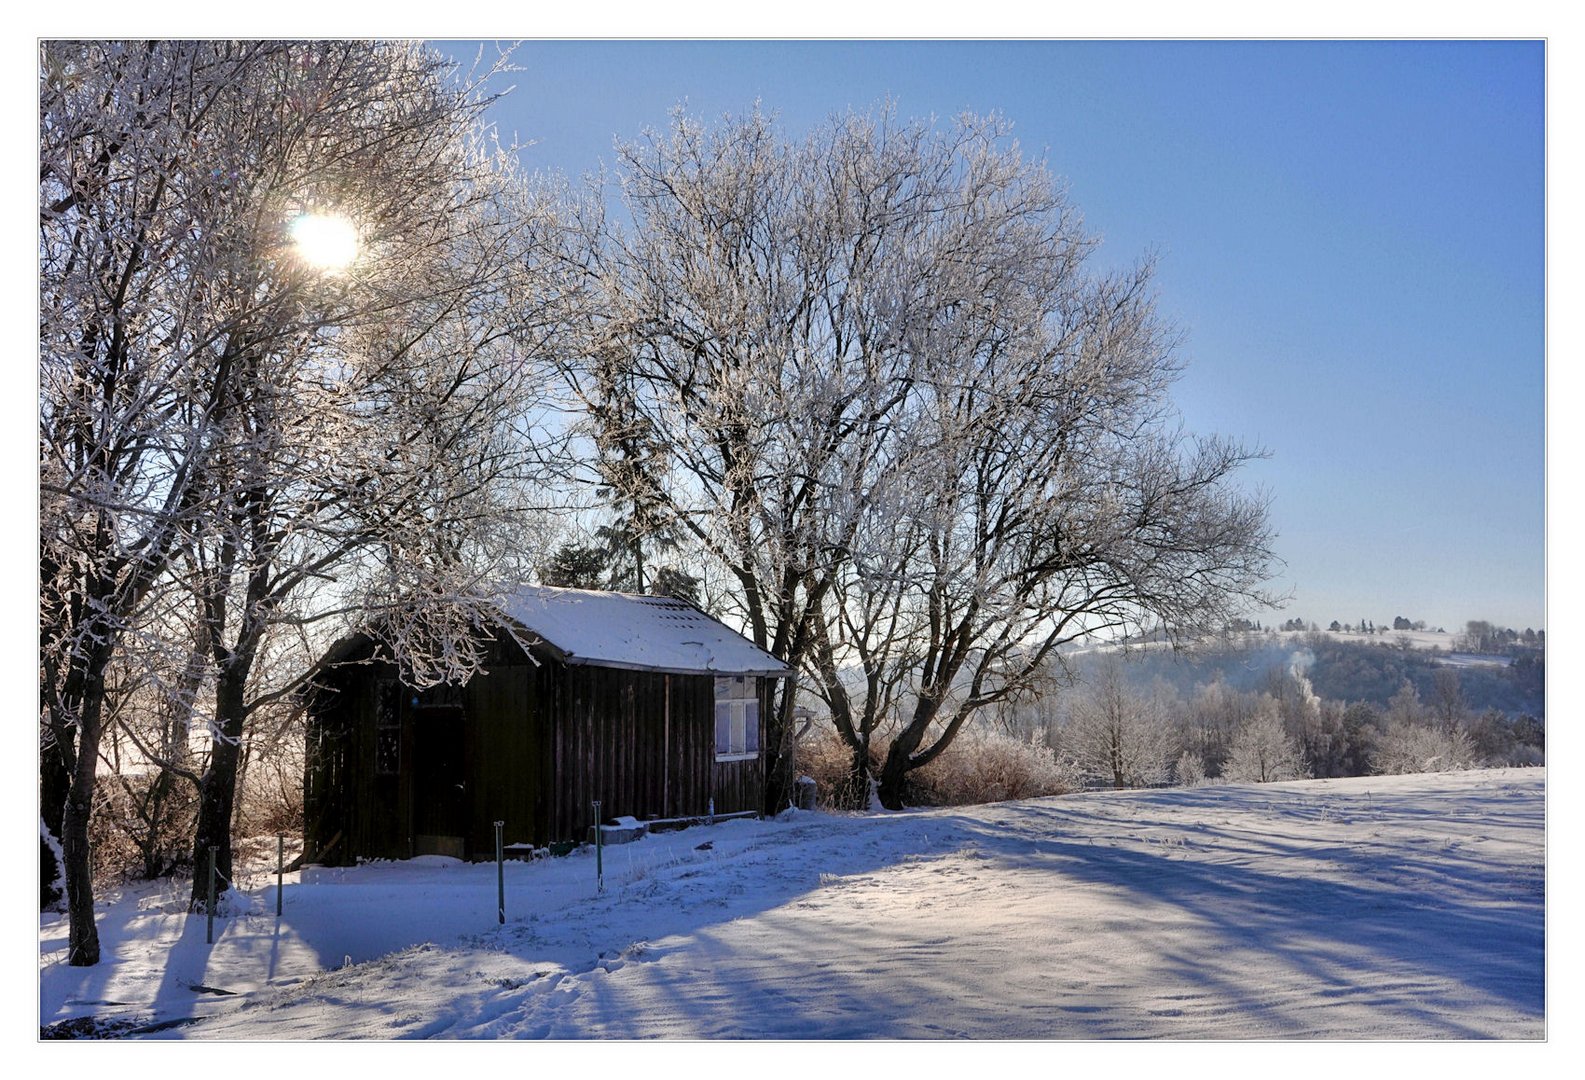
[579,106,1275,810]
[577,107,939,812]
[40,40,568,961]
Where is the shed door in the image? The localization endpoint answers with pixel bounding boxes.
[413,705,467,856]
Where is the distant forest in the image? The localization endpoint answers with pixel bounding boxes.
[1099,632,1545,721]
[955,628,1552,792]
[797,625,1545,805]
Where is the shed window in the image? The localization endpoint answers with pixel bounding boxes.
[713,676,760,760]
[375,679,401,775]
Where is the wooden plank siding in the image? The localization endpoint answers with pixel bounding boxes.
[458,633,554,854]
[304,631,774,865]
[551,666,722,837]
[303,670,357,864]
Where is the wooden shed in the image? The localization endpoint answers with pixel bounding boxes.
[303,586,791,865]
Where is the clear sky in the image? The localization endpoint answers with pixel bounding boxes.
[430,39,1546,634]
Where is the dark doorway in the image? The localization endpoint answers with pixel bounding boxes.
[413,705,466,857]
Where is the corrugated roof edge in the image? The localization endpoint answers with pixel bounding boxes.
[536,653,791,678]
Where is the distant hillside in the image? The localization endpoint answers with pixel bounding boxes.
[1070,632,1544,719]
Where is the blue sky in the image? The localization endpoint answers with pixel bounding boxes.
[432,39,1545,633]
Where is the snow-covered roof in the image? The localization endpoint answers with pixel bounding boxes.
[497,585,791,677]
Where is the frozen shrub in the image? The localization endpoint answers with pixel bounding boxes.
[1502,744,1545,768]
[1174,750,1207,787]
[1371,722,1476,775]
[234,733,306,840]
[908,729,1081,806]
[89,767,197,885]
[796,726,881,809]
[796,724,1079,808]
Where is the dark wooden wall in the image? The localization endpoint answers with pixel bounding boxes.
[303,672,358,865]
[305,634,772,864]
[304,649,425,864]
[461,642,555,853]
[552,666,716,836]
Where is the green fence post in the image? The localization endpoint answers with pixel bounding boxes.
[593,800,603,893]
[495,821,505,925]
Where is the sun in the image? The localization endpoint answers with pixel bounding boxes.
[289,212,360,272]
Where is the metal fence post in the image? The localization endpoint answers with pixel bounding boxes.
[276,834,284,918]
[593,800,603,893]
[494,820,505,924]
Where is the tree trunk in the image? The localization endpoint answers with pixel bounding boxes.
[60,660,111,966]
[189,665,248,912]
[877,684,962,810]
[876,743,911,811]
[141,767,172,880]
[835,741,872,811]
[760,676,798,816]
[40,730,71,909]
[877,720,930,810]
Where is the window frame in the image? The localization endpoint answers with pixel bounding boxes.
[713,676,760,762]
[374,679,401,776]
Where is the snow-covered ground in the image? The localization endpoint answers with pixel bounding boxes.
[1310,628,1455,650]
[39,769,1545,1040]
[1298,628,1518,666]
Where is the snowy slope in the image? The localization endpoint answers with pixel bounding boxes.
[39,769,1544,1040]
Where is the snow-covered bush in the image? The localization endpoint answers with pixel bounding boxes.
[40,822,65,910]
[1174,750,1207,788]
[1501,744,1546,768]
[908,729,1082,806]
[1223,706,1309,783]
[89,768,198,885]
[797,724,1079,808]
[1371,722,1476,775]
[797,726,879,809]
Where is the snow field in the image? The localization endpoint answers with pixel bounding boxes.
[39,768,1544,1039]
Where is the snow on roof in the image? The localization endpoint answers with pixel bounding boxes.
[497,585,791,677]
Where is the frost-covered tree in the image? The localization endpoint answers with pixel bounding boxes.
[1340,702,1383,776]
[1372,674,1476,774]
[40,41,571,961]
[577,106,1275,810]
[1179,677,1260,777]
[1458,620,1503,655]
[1371,722,1475,776]
[1430,667,1467,733]
[1066,656,1173,789]
[1386,679,1425,729]
[1223,702,1309,783]
[92,597,209,882]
